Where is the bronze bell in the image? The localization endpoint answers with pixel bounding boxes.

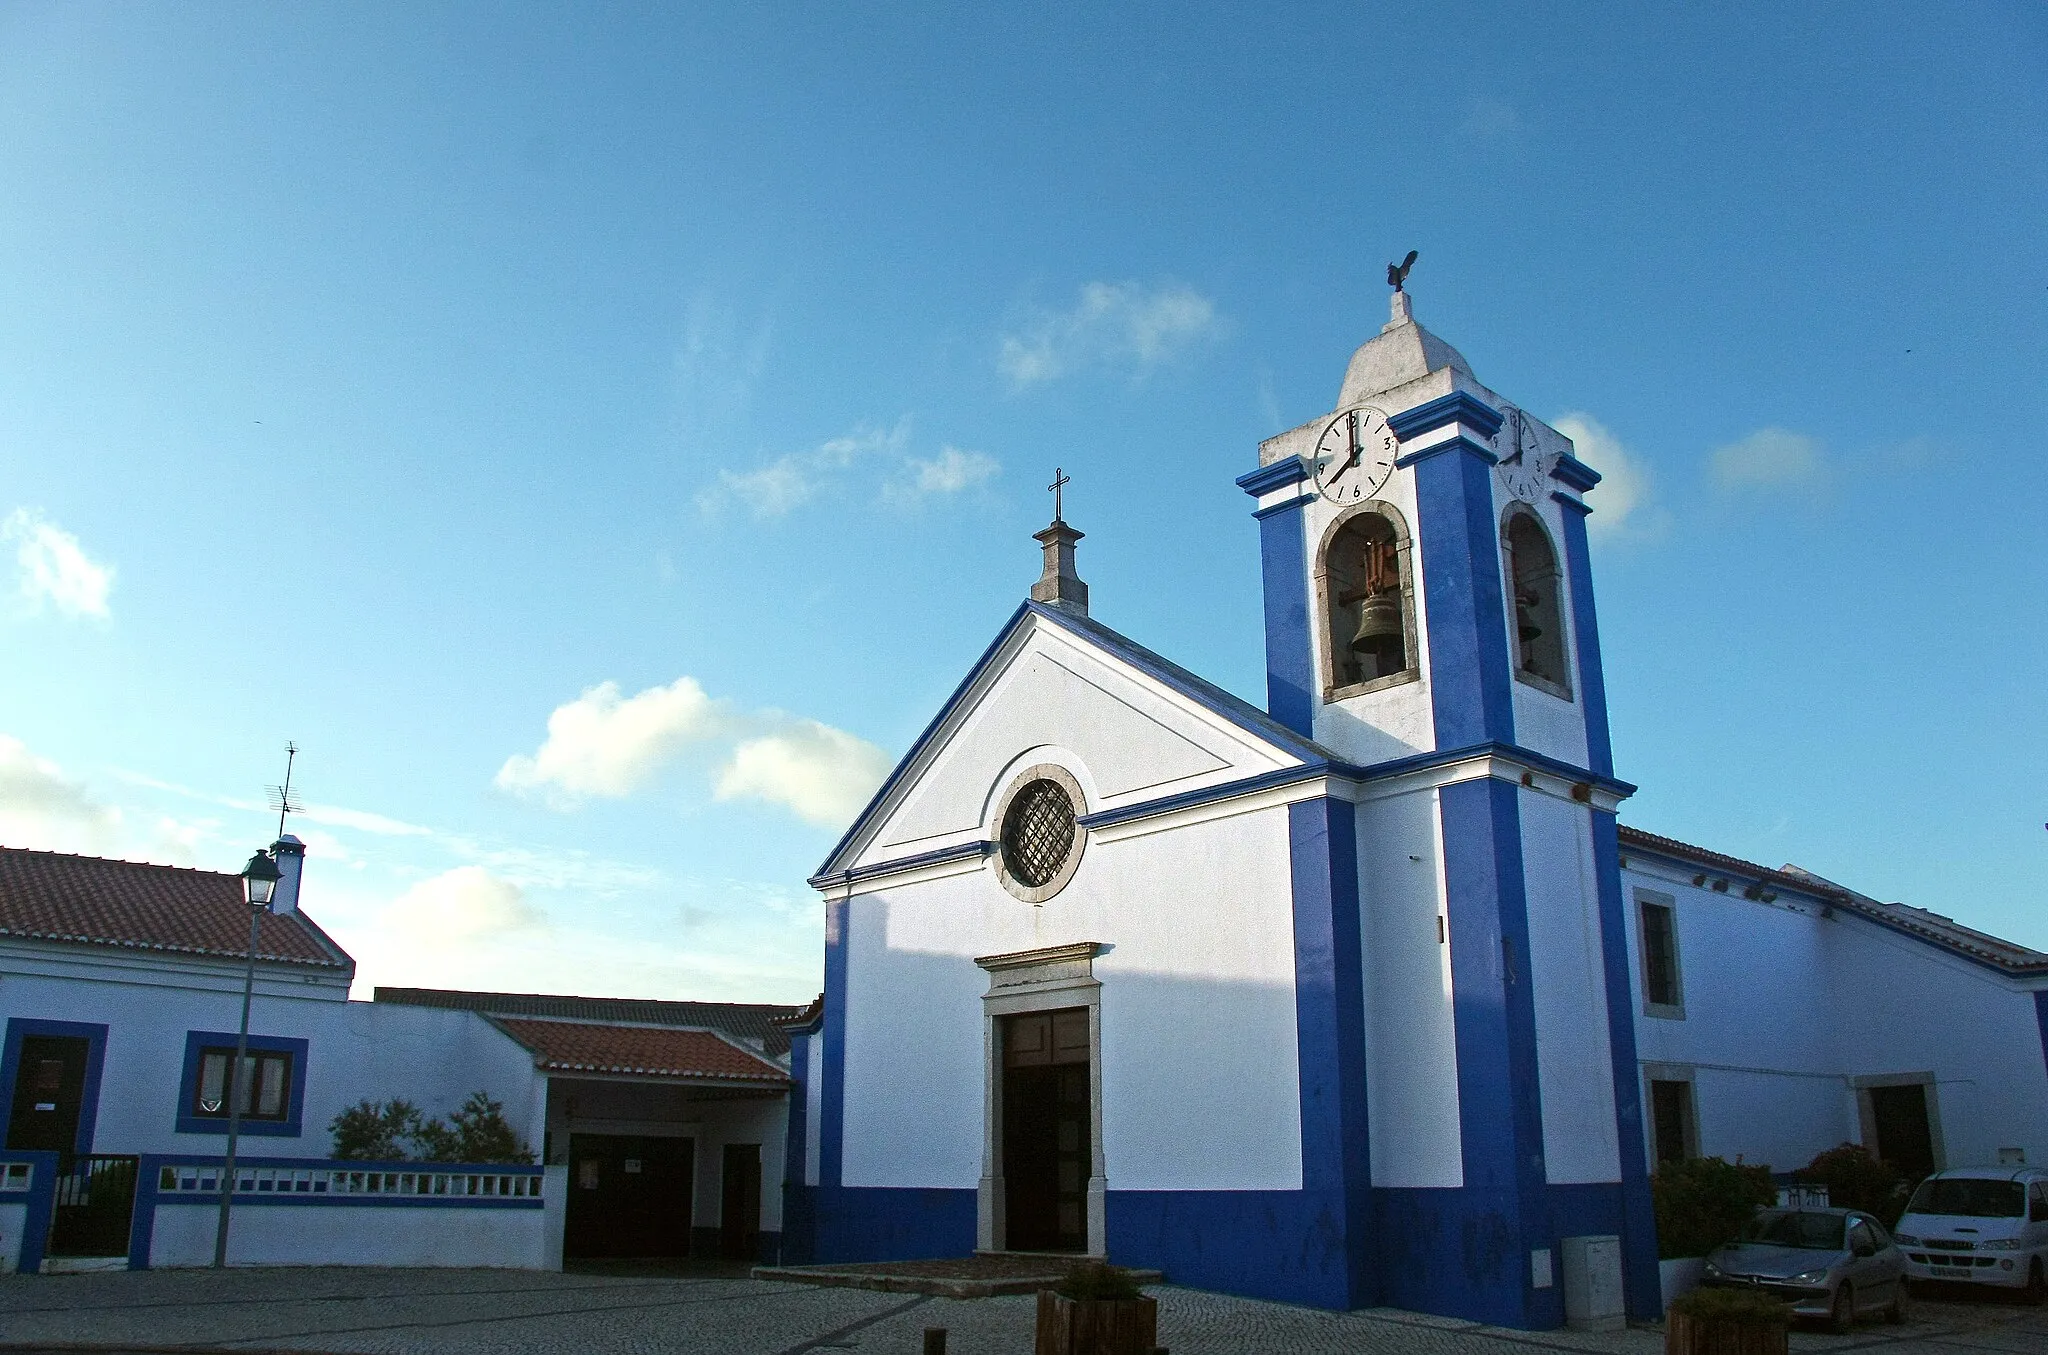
[1515,588,1541,642]
[1351,590,1403,651]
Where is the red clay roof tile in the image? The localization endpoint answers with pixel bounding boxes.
[493,1018,789,1084]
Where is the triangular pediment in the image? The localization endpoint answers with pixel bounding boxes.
[816,604,1329,880]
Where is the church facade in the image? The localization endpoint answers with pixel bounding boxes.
[777,294,2048,1328]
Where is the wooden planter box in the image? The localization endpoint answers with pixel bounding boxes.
[1034,1289,1159,1355]
[1665,1308,1789,1355]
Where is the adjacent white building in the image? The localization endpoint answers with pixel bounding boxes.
[776,292,2048,1330]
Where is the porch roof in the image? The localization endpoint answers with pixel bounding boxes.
[492,1018,790,1086]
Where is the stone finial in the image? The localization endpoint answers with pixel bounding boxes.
[1031,519,1088,615]
[1385,289,1414,332]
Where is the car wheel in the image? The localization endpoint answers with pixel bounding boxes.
[2025,1259,2046,1307]
[1885,1282,1908,1325]
[1831,1282,1855,1333]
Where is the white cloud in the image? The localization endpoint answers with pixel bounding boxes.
[496,676,729,801]
[0,733,122,853]
[698,424,906,519]
[379,866,544,945]
[886,445,999,504]
[1710,427,1828,490]
[301,803,433,838]
[4,509,113,618]
[715,721,892,828]
[1554,413,1658,539]
[498,675,891,830]
[999,280,1221,386]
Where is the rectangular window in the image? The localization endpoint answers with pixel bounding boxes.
[1638,893,1683,1017]
[190,1047,294,1122]
[1649,1078,1696,1165]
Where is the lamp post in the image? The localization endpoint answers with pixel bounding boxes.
[214,848,281,1269]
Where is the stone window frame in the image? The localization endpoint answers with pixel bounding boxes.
[1636,888,1685,1020]
[1852,1071,1948,1175]
[991,764,1087,905]
[972,942,1106,1258]
[1642,1062,1700,1163]
[1314,499,1421,702]
[1500,504,1574,702]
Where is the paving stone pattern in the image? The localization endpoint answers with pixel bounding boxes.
[1,1268,2043,1355]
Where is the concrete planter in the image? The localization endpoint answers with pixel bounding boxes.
[1660,1257,1707,1312]
[1034,1289,1158,1355]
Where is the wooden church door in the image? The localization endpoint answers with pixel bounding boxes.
[1002,1008,1090,1252]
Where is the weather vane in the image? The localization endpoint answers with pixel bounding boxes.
[1387,250,1418,293]
[266,742,301,840]
[1048,467,1071,523]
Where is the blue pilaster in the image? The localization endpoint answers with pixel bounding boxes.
[1239,460,1315,736]
[1591,808,1664,1318]
[820,898,848,1193]
[1286,797,1375,1309]
[1438,777,1557,1328]
[1554,494,1614,778]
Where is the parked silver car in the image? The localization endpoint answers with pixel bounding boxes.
[1701,1207,1908,1331]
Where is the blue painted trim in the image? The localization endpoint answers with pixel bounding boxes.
[812,601,1333,880]
[1079,763,1333,832]
[1352,739,1633,797]
[153,1192,542,1210]
[1395,432,1501,469]
[780,1031,812,1263]
[0,1018,109,1156]
[1387,391,1504,441]
[145,1154,542,1209]
[1551,454,1601,492]
[1256,495,1315,735]
[820,898,848,1191]
[1286,797,1373,1308]
[2,1150,58,1274]
[1438,778,1555,1328]
[809,840,989,891]
[1590,811,1663,1319]
[175,1031,310,1137]
[804,1185,976,1264]
[1414,441,1516,749]
[1553,495,1614,778]
[1236,458,1310,495]
[128,1154,159,1268]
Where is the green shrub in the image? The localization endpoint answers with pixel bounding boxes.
[1669,1287,1791,1327]
[329,1092,533,1164]
[1652,1156,1776,1259]
[1796,1143,1908,1226]
[1056,1260,1143,1301]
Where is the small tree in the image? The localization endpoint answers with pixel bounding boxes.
[329,1099,424,1160]
[1651,1156,1777,1259]
[418,1092,535,1164]
[1797,1143,1909,1226]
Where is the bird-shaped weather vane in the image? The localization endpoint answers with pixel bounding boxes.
[1387,250,1419,293]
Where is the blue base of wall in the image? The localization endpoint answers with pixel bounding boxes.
[784,1181,1645,1330]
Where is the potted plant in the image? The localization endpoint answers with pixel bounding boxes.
[1665,1286,1791,1355]
[1652,1156,1777,1309]
[1035,1260,1158,1355]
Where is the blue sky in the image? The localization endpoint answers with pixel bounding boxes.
[2,2,2043,1001]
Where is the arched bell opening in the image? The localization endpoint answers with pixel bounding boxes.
[1502,508,1570,696]
[1316,504,1418,698]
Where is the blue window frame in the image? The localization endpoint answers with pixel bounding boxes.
[175,1031,308,1137]
[1,1018,109,1155]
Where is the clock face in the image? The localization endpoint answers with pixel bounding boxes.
[1313,405,1399,505]
[1495,409,1556,503]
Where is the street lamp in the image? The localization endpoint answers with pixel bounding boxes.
[213,848,282,1268]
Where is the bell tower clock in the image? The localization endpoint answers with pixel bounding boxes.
[1235,271,1661,1328]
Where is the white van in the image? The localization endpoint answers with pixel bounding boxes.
[1893,1167,2048,1300]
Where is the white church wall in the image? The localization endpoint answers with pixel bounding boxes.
[0,968,542,1158]
[1356,786,1462,1187]
[1623,864,2048,1174]
[838,792,1305,1194]
[1519,790,1620,1184]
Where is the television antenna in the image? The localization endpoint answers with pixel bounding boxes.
[266,742,302,840]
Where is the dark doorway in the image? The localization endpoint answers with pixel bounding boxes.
[1871,1084,1936,1183]
[1649,1079,1696,1165]
[564,1133,694,1259]
[1002,1008,1089,1252]
[49,1155,138,1258]
[7,1035,90,1159]
[720,1143,762,1260]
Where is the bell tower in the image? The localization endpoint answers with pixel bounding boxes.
[1237,279,1661,1327]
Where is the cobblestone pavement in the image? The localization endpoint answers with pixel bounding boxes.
[1,1268,2044,1355]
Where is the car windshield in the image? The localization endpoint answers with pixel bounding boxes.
[1908,1179,2025,1219]
[1738,1211,1845,1250]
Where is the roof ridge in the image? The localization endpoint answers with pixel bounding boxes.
[0,843,239,878]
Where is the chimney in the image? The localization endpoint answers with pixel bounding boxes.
[270,834,306,915]
[1030,519,1088,615]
